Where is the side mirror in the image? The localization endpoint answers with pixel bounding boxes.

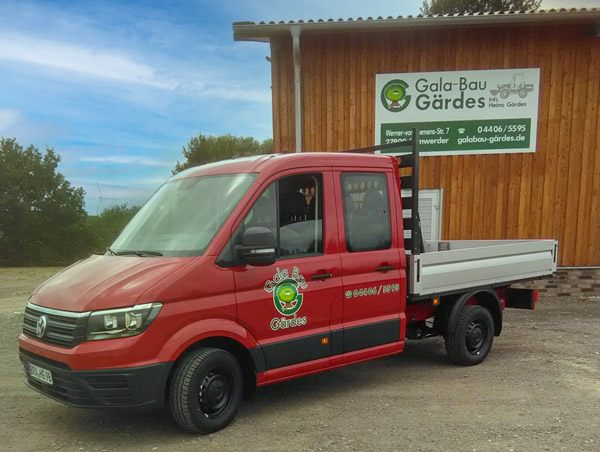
[237,226,276,266]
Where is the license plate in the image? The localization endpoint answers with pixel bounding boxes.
[28,363,53,386]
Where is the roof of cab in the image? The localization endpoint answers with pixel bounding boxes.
[170,152,397,180]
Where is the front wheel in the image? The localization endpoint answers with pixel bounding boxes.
[169,347,243,433]
[445,305,494,366]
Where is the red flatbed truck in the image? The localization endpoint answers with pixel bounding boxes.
[19,133,557,433]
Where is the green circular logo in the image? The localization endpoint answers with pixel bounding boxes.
[381,79,411,112]
[273,278,303,316]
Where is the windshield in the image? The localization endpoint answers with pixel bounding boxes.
[110,173,257,257]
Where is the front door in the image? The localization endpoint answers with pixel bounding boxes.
[334,170,405,362]
[232,171,342,375]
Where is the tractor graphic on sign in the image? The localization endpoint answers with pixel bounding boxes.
[490,73,534,99]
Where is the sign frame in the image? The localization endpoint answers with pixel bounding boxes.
[375,68,541,156]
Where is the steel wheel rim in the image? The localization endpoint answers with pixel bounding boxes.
[466,321,486,355]
[198,369,233,418]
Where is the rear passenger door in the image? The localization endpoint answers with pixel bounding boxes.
[334,170,405,362]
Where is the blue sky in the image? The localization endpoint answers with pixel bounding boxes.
[0,0,590,212]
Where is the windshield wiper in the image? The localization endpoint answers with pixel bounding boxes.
[105,247,117,256]
[113,250,164,257]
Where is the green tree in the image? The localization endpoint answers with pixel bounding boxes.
[88,204,141,251]
[0,138,91,266]
[173,132,273,174]
[421,0,541,14]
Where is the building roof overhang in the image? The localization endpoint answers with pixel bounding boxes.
[233,8,600,42]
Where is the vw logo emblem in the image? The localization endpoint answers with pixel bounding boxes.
[36,315,48,338]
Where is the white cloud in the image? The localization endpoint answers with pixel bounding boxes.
[0,108,22,133]
[0,108,65,143]
[0,33,177,89]
[79,155,174,167]
[189,81,272,103]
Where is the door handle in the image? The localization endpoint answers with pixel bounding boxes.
[311,272,333,281]
[376,265,394,272]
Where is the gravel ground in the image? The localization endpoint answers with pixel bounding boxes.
[1,267,598,452]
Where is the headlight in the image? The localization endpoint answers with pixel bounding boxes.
[86,302,162,341]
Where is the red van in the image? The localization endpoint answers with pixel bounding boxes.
[19,138,556,433]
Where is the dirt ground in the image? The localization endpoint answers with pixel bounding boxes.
[1,267,598,452]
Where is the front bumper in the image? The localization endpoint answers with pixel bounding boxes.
[20,349,172,409]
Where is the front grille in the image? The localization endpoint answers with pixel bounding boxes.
[23,303,88,348]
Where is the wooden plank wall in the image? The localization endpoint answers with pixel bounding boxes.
[270,25,600,266]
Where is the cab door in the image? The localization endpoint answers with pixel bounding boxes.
[333,169,406,363]
[231,170,343,378]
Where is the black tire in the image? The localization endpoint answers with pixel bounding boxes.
[445,305,494,366]
[169,347,243,433]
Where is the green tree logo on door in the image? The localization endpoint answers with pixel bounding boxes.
[381,79,411,112]
[264,267,308,317]
[273,278,303,316]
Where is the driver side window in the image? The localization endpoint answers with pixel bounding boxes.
[217,173,323,267]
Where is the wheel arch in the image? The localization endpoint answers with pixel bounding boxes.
[444,288,503,337]
[161,319,265,399]
[169,336,261,399]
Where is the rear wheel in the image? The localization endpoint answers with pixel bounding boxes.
[169,347,243,433]
[445,305,494,366]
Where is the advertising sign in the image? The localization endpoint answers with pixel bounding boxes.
[375,69,540,156]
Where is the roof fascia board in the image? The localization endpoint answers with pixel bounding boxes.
[233,11,600,42]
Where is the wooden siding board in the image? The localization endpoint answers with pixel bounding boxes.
[554,37,576,265]
[366,33,376,146]
[588,39,600,264]
[540,34,564,241]
[530,28,551,238]
[347,34,356,150]
[578,39,600,264]
[359,34,368,147]
[563,36,589,265]
[463,31,479,240]
[518,30,537,238]
[334,35,344,151]
[326,35,334,151]
[505,29,522,239]
[478,30,496,239]
[302,36,312,150]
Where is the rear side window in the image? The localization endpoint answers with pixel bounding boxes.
[341,173,391,252]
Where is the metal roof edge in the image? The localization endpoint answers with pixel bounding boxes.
[232,9,600,42]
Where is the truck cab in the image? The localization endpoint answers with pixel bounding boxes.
[19,142,556,434]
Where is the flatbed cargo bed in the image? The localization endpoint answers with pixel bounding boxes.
[409,239,558,296]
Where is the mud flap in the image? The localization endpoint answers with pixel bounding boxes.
[505,288,538,310]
